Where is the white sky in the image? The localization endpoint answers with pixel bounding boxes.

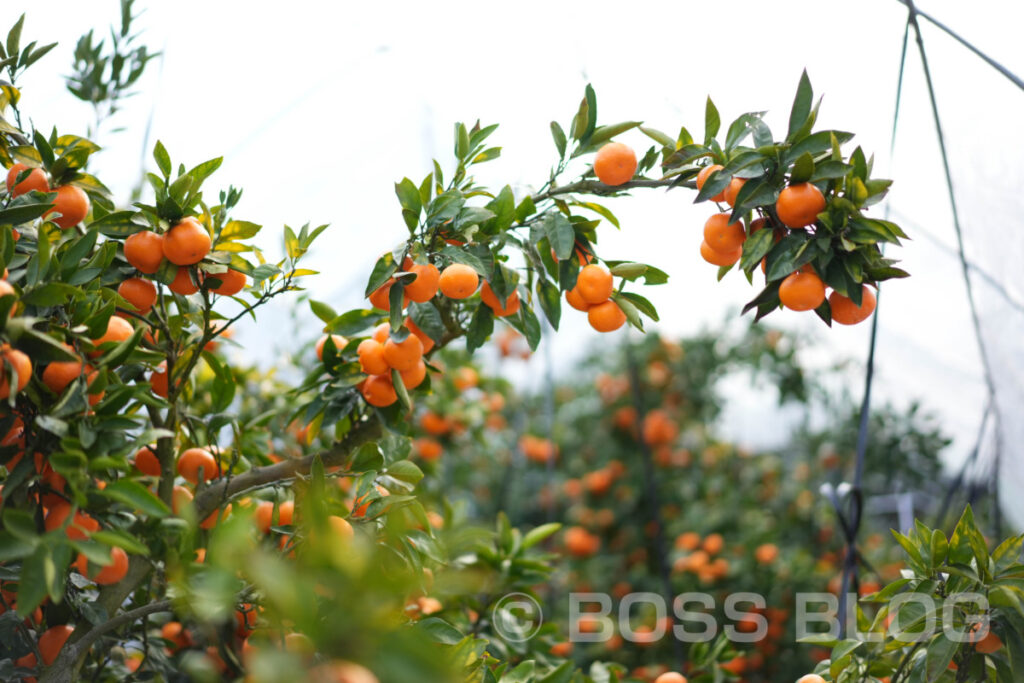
[7,1,1024,519]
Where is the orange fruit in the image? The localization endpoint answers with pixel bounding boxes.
[162,217,211,265]
[207,268,246,296]
[383,333,423,371]
[703,213,746,253]
[44,501,99,540]
[177,447,219,483]
[642,410,677,446]
[42,346,83,394]
[549,642,573,658]
[675,532,701,552]
[404,263,440,302]
[91,315,134,355]
[118,277,158,314]
[454,366,478,390]
[655,672,687,683]
[150,360,170,398]
[723,177,746,207]
[829,286,876,325]
[420,412,450,435]
[779,270,826,311]
[406,319,435,353]
[0,345,31,399]
[702,533,724,555]
[6,163,49,197]
[361,374,398,407]
[134,445,161,477]
[327,515,355,539]
[357,339,389,375]
[0,280,14,315]
[254,500,294,533]
[34,624,74,667]
[700,240,742,267]
[161,621,192,651]
[755,543,779,564]
[415,438,443,462]
[368,279,407,311]
[371,323,390,344]
[124,231,165,274]
[76,546,129,585]
[776,183,826,228]
[315,334,347,360]
[588,300,626,332]
[695,164,726,202]
[593,142,637,186]
[438,263,479,299]
[168,266,200,295]
[399,359,427,389]
[796,677,826,683]
[45,184,90,229]
[576,264,614,304]
[565,526,600,557]
[480,281,521,317]
[566,286,590,312]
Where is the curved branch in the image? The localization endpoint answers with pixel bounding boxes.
[531,177,693,202]
[39,599,172,683]
[193,416,382,519]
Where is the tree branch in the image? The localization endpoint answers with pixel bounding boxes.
[39,599,172,683]
[531,177,693,202]
[193,416,382,519]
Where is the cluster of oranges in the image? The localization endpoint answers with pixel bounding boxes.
[565,264,626,332]
[6,163,90,230]
[694,164,877,325]
[119,216,247,316]
[354,322,430,407]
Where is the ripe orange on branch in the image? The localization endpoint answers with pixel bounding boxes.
[480,281,521,317]
[695,164,726,202]
[703,213,746,253]
[361,374,398,407]
[576,264,614,305]
[6,163,49,197]
[776,182,826,228]
[124,231,165,273]
[404,262,440,302]
[779,269,826,311]
[0,345,32,399]
[439,263,479,299]
[44,184,90,229]
[177,447,219,483]
[163,217,212,265]
[588,300,626,332]
[207,268,247,296]
[118,277,158,313]
[76,546,129,585]
[316,334,348,360]
[593,142,637,186]
[699,241,741,267]
[829,286,877,325]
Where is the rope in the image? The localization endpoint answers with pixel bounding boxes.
[935,396,993,529]
[904,0,1005,538]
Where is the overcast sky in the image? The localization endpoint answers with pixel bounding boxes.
[8,0,1024,523]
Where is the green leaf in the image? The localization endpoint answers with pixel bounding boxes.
[0,531,36,562]
[2,508,37,541]
[619,292,658,322]
[310,300,338,324]
[522,523,561,550]
[364,252,398,297]
[89,210,143,237]
[466,303,494,353]
[588,121,642,147]
[536,279,561,331]
[326,309,378,336]
[790,152,815,184]
[552,121,569,157]
[395,177,422,231]
[409,302,445,344]
[100,479,171,518]
[704,97,720,145]
[153,141,172,178]
[416,617,464,645]
[788,70,814,140]
[16,544,48,618]
[503,661,536,683]
[90,529,149,556]
[739,224,776,273]
[924,633,958,681]
[387,459,424,486]
[639,126,675,148]
[541,213,574,261]
[219,220,261,242]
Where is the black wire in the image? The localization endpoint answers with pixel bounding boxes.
[893,0,1024,92]
[837,14,911,639]
[904,0,1004,538]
